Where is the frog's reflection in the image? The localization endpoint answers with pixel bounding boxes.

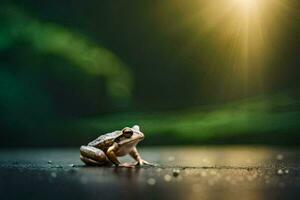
[113,166,142,181]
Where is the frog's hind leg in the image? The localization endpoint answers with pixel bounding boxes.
[80,146,109,166]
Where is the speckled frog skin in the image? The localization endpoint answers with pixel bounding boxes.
[80,125,153,167]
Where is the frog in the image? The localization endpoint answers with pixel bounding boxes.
[80,125,153,167]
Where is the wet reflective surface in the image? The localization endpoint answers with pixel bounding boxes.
[1,146,300,200]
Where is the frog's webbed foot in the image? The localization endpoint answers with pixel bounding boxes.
[136,159,157,167]
[118,160,156,168]
[118,163,136,168]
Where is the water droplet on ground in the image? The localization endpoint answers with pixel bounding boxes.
[277,169,284,175]
[156,168,162,172]
[51,172,57,178]
[147,178,156,186]
[164,174,172,182]
[172,169,180,177]
[276,154,284,160]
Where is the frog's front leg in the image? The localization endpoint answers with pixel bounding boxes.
[80,146,109,166]
[106,143,136,168]
[106,143,121,166]
[129,147,154,166]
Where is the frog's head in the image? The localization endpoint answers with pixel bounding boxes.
[117,125,144,146]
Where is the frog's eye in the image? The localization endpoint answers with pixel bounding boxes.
[122,128,133,138]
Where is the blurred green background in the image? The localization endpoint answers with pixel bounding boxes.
[1,0,300,147]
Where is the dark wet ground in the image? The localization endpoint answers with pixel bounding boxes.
[1,146,300,200]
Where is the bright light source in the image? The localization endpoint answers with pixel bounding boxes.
[192,0,289,91]
[237,0,256,10]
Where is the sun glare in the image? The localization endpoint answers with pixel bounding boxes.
[239,0,256,9]
[192,0,289,93]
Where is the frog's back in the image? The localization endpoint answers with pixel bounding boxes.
[88,131,121,150]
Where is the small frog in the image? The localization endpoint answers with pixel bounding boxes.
[80,125,153,167]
